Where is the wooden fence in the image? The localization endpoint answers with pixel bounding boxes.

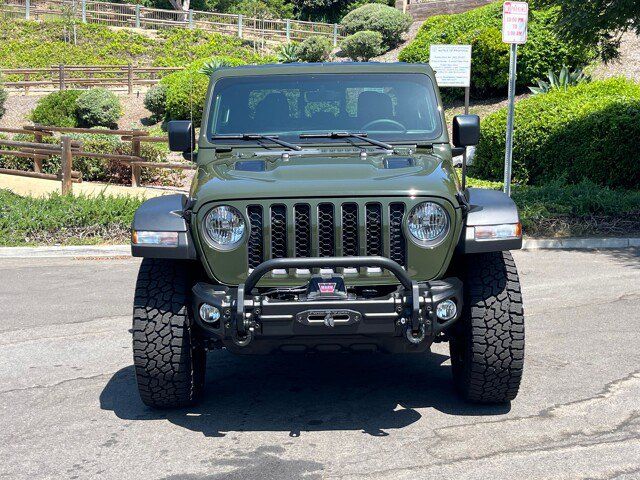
[0,65,183,93]
[0,0,343,44]
[0,125,194,193]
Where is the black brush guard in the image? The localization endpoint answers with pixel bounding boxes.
[236,256,448,336]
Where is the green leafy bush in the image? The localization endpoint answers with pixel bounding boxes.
[340,30,383,61]
[471,78,640,189]
[162,59,224,124]
[143,84,167,122]
[399,3,594,98]
[341,3,411,49]
[296,35,332,62]
[75,89,122,128]
[0,85,7,120]
[30,90,83,127]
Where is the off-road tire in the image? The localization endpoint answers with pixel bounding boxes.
[450,251,524,403]
[132,258,206,408]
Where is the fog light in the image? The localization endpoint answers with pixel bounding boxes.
[199,304,221,324]
[436,300,457,321]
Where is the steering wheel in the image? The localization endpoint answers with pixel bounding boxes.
[362,119,407,132]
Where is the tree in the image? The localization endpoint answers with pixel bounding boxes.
[538,0,640,61]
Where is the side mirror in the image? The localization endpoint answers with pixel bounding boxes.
[453,114,480,148]
[167,120,195,155]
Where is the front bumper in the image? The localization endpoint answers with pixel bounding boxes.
[192,256,463,354]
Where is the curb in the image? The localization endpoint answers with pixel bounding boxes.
[0,238,638,258]
[0,245,130,258]
[522,237,640,250]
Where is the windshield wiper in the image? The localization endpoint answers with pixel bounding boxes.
[299,131,394,151]
[213,134,302,151]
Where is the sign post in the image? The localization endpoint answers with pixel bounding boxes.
[502,1,528,197]
[429,44,472,188]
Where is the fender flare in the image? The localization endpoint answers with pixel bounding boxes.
[130,194,197,260]
[460,188,522,254]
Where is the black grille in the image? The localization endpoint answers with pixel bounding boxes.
[294,204,311,257]
[270,204,287,259]
[247,205,264,268]
[246,201,407,270]
[318,203,335,257]
[341,203,359,256]
[389,203,406,267]
[365,203,383,256]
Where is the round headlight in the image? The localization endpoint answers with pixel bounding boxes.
[407,202,449,246]
[203,205,246,249]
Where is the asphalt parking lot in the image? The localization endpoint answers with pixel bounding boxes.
[1,249,639,480]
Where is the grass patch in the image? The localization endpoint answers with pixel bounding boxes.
[0,189,142,246]
[1,181,639,246]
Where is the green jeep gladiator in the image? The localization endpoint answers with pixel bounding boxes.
[130,62,524,408]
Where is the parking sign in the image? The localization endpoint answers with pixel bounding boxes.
[502,1,529,44]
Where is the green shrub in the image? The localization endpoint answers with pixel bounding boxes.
[143,84,167,122]
[296,35,332,62]
[162,59,224,124]
[30,90,83,127]
[341,3,411,49]
[0,85,7,120]
[399,3,594,98]
[340,30,384,61]
[75,89,122,128]
[471,78,640,189]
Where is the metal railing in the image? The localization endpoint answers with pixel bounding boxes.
[0,0,343,44]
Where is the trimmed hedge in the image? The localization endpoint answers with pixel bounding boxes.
[296,36,332,62]
[75,89,122,128]
[471,78,640,189]
[398,3,594,98]
[30,90,83,127]
[341,3,411,49]
[340,30,384,61]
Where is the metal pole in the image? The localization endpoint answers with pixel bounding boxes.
[460,86,470,190]
[238,14,243,38]
[503,43,518,197]
[135,4,140,28]
[333,24,338,47]
[81,0,86,23]
[61,136,73,195]
[286,19,290,41]
[188,9,193,28]
[25,0,30,20]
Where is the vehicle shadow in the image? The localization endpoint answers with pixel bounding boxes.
[100,350,510,437]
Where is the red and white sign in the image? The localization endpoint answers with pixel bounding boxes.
[502,1,529,44]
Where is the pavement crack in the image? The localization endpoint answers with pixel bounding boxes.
[0,373,113,395]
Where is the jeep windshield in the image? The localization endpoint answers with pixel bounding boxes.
[207,73,443,146]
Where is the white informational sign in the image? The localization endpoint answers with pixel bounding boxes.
[502,1,529,44]
[429,44,472,88]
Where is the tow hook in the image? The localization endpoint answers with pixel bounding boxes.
[405,324,427,344]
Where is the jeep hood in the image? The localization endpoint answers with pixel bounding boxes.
[191,150,460,211]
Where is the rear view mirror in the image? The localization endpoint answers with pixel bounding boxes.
[453,115,480,147]
[168,120,195,155]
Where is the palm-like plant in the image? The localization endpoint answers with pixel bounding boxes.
[277,43,299,64]
[529,66,591,95]
[199,57,233,77]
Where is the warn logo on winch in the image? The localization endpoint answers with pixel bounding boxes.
[318,283,337,294]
